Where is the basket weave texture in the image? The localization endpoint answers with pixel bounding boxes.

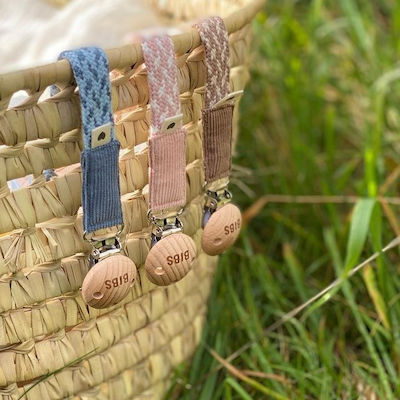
[0,0,263,398]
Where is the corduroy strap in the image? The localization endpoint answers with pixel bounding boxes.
[142,35,186,213]
[195,17,234,184]
[59,47,123,233]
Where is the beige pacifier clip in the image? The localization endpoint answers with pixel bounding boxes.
[141,34,197,286]
[195,16,243,256]
[58,47,137,309]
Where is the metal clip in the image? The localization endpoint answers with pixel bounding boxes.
[89,236,122,268]
[148,210,184,247]
[203,187,233,228]
[83,224,125,268]
[212,90,244,109]
[160,114,183,133]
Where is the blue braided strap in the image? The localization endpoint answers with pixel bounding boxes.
[59,47,123,233]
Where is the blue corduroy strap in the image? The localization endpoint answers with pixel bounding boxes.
[59,47,123,233]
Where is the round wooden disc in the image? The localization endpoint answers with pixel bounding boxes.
[82,254,137,309]
[202,203,242,256]
[145,233,197,286]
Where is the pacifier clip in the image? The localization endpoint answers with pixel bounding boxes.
[141,34,197,286]
[195,17,243,256]
[59,47,137,309]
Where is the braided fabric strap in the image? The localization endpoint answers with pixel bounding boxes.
[195,16,230,108]
[195,17,234,184]
[59,47,123,233]
[142,35,186,212]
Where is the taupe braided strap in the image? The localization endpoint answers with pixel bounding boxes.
[195,16,233,184]
[195,16,230,108]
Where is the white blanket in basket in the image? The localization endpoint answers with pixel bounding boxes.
[0,0,161,73]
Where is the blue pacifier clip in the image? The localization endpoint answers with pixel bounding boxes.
[58,47,123,233]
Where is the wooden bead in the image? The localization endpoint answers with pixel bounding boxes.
[202,203,242,256]
[145,232,197,286]
[82,254,137,309]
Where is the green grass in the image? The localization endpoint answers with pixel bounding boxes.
[170,1,400,398]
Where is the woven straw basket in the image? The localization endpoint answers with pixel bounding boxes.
[0,0,263,398]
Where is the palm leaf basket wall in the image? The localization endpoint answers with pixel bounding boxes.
[0,0,263,398]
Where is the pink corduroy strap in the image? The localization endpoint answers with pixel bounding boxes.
[142,35,186,212]
[195,17,233,183]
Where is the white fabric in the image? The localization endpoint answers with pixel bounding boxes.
[0,0,160,73]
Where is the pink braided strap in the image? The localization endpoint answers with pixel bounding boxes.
[195,17,233,184]
[142,35,181,131]
[195,16,230,108]
[142,34,186,212]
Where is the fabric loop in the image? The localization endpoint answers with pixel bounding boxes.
[195,16,230,109]
[59,47,123,233]
[58,47,115,149]
[195,17,233,184]
[141,35,181,133]
[141,35,187,212]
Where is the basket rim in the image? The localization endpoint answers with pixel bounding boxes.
[0,0,264,102]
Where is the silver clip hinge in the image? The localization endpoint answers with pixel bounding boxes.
[148,211,184,247]
[89,237,122,267]
[202,187,233,228]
